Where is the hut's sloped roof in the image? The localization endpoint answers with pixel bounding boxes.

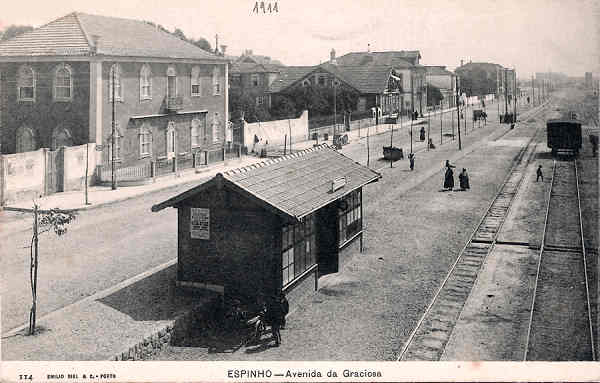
[152,145,381,220]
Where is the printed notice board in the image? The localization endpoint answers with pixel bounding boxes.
[190,208,210,239]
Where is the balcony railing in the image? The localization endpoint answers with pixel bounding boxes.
[166,96,184,113]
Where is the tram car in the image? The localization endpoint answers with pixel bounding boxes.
[546,113,582,156]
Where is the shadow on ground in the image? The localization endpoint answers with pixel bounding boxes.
[97,264,276,355]
[97,264,207,322]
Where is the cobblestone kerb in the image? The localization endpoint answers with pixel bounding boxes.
[113,296,219,361]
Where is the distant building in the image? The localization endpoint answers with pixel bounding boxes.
[585,72,594,89]
[425,66,456,108]
[271,49,427,116]
[334,50,427,115]
[0,12,228,172]
[234,49,284,67]
[229,62,281,110]
[455,61,505,97]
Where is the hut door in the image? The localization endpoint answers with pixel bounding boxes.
[316,204,338,276]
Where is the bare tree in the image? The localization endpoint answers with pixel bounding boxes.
[28,204,76,335]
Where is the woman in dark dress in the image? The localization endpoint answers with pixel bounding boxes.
[459,168,470,190]
[443,160,455,190]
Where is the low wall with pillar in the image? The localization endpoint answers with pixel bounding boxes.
[243,110,309,149]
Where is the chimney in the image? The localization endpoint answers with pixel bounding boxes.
[214,34,219,55]
[220,45,227,56]
[330,48,336,65]
[460,59,464,67]
[90,34,100,54]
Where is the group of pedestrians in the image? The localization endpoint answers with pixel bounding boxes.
[443,160,470,191]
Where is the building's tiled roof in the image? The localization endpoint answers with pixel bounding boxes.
[336,51,418,67]
[0,12,225,61]
[236,54,284,67]
[269,66,315,92]
[456,62,504,72]
[330,64,393,94]
[152,145,381,220]
[426,66,454,76]
[273,63,394,95]
[0,13,90,56]
[230,62,281,74]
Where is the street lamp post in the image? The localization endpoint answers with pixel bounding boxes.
[333,81,337,137]
[111,64,117,190]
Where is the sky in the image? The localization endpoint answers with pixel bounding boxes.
[1,0,598,77]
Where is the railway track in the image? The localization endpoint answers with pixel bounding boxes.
[523,158,596,361]
[397,102,551,361]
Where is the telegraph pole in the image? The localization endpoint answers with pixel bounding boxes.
[532,75,535,106]
[111,65,117,190]
[513,69,517,121]
[440,102,443,145]
[504,68,509,121]
[456,75,462,150]
[426,83,430,151]
[333,82,337,137]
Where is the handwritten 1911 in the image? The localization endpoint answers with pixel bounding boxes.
[252,1,278,13]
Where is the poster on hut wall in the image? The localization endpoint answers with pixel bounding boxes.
[190,207,210,240]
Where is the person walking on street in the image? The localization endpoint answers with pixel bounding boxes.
[279,292,289,329]
[459,168,470,190]
[266,295,283,347]
[536,165,543,182]
[443,160,455,191]
[409,153,415,171]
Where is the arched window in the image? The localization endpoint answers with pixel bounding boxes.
[16,125,36,152]
[167,66,177,100]
[166,122,176,159]
[301,79,310,87]
[52,127,73,150]
[18,66,35,101]
[139,64,152,101]
[109,64,122,101]
[139,124,152,157]
[190,118,204,148]
[191,66,201,97]
[54,64,73,101]
[212,66,221,95]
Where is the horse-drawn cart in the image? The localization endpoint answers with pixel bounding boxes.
[383,146,404,161]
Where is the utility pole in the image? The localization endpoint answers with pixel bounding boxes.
[440,102,443,145]
[85,142,90,205]
[504,68,509,121]
[426,87,430,151]
[367,122,370,167]
[410,113,413,154]
[389,115,394,168]
[532,75,535,106]
[513,69,517,121]
[111,65,117,190]
[288,118,292,153]
[451,102,455,140]
[456,75,462,150]
[333,81,337,137]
